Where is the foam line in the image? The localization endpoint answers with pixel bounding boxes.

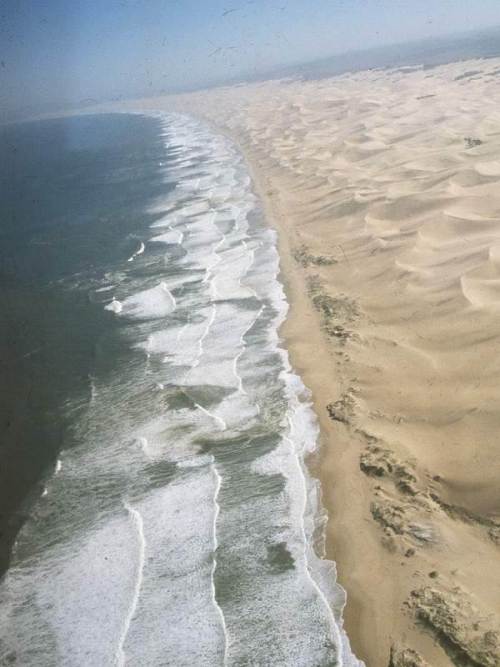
[193,304,216,368]
[150,226,184,244]
[116,501,146,667]
[172,225,185,245]
[232,353,245,394]
[232,305,265,393]
[127,241,145,262]
[211,465,229,664]
[195,403,227,431]
[284,419,345,667]
[160,281,176,309]
[206,236,227,301]
[202,210,223,286]
[239,240,260,298]
[160,280,177,309]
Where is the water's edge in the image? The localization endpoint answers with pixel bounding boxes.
[149,110,363,666]
[189,111,366,666]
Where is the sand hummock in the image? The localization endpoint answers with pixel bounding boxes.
[113,57,500,666]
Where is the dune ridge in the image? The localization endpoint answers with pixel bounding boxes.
[115,57,500,666]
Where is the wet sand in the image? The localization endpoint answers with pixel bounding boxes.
[114,58,500,665]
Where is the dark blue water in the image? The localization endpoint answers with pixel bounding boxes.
[0,113,169,574]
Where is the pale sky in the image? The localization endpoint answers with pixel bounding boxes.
[2,0,500,120]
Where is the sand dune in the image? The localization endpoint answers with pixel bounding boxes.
[114,56,500,666]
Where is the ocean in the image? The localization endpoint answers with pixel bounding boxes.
[0,112,362,666]
[262,25,500,83]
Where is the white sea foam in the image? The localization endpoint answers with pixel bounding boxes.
[0,511,146,665]
[195,402,227,431]
[210,244,257,300]
[116,502,146,666]
[150,228,183,245]
[137,327,184,355]
[127,241,145,262]
[105,297,123,314]
[137,436,150,457]
[193,303,216,368]
[211,465,229,665]
[113,282,176,320]
[177,453,213,469]
[233,305,264,394]
[116,476,227,665]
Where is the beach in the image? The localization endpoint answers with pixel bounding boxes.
[115,57,500,665]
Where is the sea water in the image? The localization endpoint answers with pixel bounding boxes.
[0,112,362,666]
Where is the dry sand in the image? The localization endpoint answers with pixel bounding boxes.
[117,58,500,665]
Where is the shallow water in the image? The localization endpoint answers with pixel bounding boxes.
[0,112,362,666]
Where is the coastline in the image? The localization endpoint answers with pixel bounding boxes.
[209,120,402,666]
[222,130,452,667]
[110,55,500,666]
[160,111,366,662]
[174,112,363,664]
[1,111,360,666]
[136,106,398,663]
[233,140,373,657]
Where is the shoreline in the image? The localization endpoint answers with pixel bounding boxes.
[217,124,383,665]
[216,112,500,666]
[113,56,500,665]
[153,106,400,663]
[149,108,377,662]
[180,113,362,663]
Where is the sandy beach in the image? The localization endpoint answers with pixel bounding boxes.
[114,57,500,665]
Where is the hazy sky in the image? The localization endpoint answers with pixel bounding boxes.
[2,0,500,118]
